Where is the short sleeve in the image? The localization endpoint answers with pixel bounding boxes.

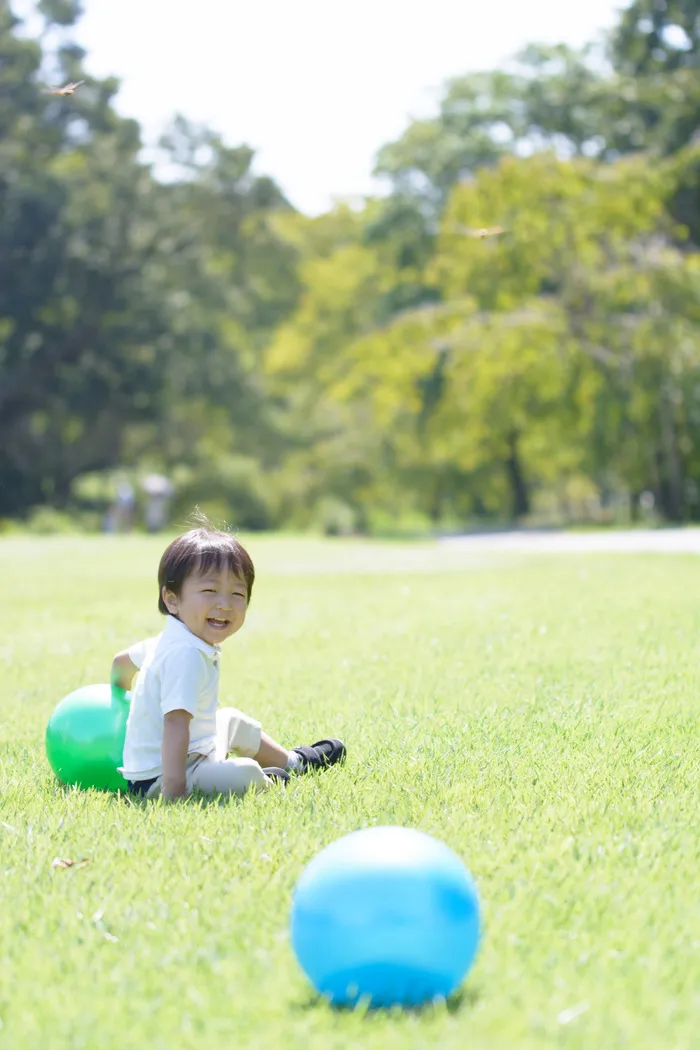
[127,637,154,669]
[159,647,208,717]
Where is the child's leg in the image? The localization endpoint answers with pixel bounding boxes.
[254,732,291,769]
[215,707,264,761]
[216,706,347,776]
[190,754,272,797]
[216,707,291,768]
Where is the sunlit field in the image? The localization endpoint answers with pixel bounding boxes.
[1,535,698,1050]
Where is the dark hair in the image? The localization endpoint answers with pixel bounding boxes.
[157,523,255,615]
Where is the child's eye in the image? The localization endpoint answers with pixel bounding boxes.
[202,588,216,593]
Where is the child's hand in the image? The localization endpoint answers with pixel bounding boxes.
[110,651,139,690]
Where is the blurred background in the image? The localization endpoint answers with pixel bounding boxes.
[1,0,699,538]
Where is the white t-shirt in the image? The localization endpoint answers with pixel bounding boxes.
[119,615,222,781]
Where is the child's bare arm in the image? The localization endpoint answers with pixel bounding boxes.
[110,651,139,690]
[161,710,192,798]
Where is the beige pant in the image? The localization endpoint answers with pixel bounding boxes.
[146,707,272,799]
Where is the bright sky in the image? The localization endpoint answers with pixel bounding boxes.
[37,0,626,214]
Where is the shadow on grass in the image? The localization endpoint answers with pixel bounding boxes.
[292,985,479,1018]
[49,784,246,809]
[97,783,299,809]
[109,791,250,809]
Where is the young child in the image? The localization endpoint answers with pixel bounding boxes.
[111,522,346,799]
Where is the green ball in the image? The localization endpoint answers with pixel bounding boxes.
[45,684,130,792]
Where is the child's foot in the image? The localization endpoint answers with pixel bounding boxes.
[288,738,346,775]
[263,766,290,786]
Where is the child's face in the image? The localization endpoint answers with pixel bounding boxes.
[162,567,248,646]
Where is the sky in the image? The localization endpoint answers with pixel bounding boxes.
[30,0,626,214]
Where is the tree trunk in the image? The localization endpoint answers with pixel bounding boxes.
[659,389,684,521]
[505,430,530,519]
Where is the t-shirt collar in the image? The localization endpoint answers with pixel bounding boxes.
[165,614,221,661]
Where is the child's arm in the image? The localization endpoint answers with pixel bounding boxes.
[110,650,139,691]
[162,710,192,798]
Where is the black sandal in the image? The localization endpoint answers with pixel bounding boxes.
[263,766,290,785]
[291,738,347,773]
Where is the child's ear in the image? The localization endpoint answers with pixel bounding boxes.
[162,586,178,614]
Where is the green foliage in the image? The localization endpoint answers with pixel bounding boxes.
[2,1,700,530]
[612,0,698,75]
[22,504,100,534]
[37,0,83,28]
[268,152,699,524]
[374,47,609,213]
[0,13,298,520]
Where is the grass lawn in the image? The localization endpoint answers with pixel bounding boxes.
[0,534,698,1050]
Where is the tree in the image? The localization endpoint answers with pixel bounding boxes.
[431,153,700,520]
[374,23,700,233]
[309,153,700,524]
[373,46,611,217]
[0,10,300,521]
[612,0,699,75]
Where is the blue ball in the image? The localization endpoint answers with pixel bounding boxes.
[290,826,480,1008]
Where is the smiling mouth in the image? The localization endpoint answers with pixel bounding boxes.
[207,618,230,629]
